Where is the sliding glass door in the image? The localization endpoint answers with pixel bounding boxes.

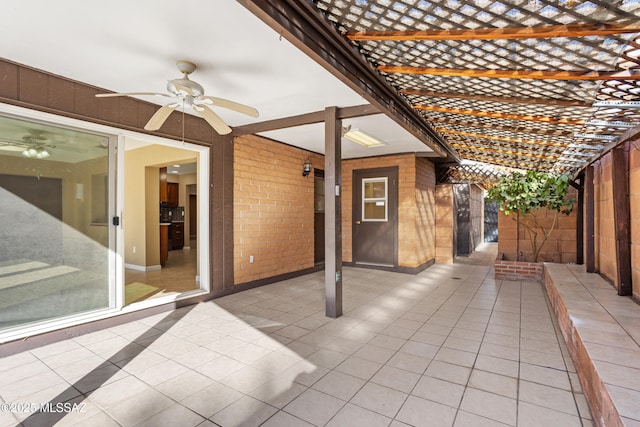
[0,114,116,331]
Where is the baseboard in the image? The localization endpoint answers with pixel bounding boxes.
[343,258,435,275]
[125,264,161,272]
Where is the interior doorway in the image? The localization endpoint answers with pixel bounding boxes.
[122,139,205,305]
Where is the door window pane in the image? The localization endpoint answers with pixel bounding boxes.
[362,177,387,222]
[0,115,112,331]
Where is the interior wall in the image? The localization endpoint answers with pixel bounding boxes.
[123,142,197,267]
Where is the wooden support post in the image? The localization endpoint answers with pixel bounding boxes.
[585,166,595,273]
[612,147,632,295]
[576,174,584,265]
[325,107,343,318]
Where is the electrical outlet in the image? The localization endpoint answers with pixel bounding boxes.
[249,255,254,264]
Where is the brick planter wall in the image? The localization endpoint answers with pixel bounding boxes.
[494,252,543,282]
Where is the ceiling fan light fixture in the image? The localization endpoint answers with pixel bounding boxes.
[343,129,387,147]
[22,146,49,158]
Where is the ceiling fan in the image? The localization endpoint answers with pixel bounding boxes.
[95,60,259,135]
[0,132,56,158]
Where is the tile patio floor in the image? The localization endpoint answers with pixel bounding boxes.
[0,243,595,426]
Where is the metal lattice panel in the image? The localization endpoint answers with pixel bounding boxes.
[313,0,640,177]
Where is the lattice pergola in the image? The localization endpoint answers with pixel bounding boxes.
[311,0,640,177]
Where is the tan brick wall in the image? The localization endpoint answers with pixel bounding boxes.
[435,184,455,263]
[415,158,436,265]
[593,153,617,285]
[497,187,577,263]
[342,154,435,268]
[631,141,640,300]
[233,135,322,284]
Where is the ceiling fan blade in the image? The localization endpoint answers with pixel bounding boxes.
[144,104,178,131]
[194,105,232,135]
[96,92,171,98]
[200,96,259,118]
[170,82,194,96]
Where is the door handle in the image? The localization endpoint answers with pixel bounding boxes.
[355,220,361,224]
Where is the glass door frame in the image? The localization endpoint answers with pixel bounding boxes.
[0,103,210,343]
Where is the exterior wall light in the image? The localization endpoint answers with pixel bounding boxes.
[302,159,312,177]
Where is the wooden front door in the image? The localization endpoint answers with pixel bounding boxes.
[353,167,398,267]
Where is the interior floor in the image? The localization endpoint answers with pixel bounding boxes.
[125,238,199,304]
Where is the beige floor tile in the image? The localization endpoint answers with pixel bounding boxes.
[479,342,519,361]
[519,363,571,391]
[519,349,566,371]
[180,381,243,418]
[443,336,481,353]
[88,375,151,409]
[195,354,245,380]
[400,340,439,359]
[435,347,476,368]
[385,351,431,374]
[460,388,517,426]
[468,369,517,399]
[474,354,519,378]
[105,388,174,426]
[425,360,471,386]
[517,401,582,427]
[284,389,345,426]
[134,404,205,427]
[351,382,407,418]
[351,343,395,364]
[334,356,382,380]
[453,410,511,427]
[326,403,392,427]
[305,348,349,370]
[249,377,308,408]
[411,375,465,408]
[312,371,366,401]
[154,369,213,401]
[261,411,314,427]
[218,365,274,394]
[396,395,457,427]
[607,384,640,421]
[518,380,578,415]
[211,395,278,427]
[370,365,420,393]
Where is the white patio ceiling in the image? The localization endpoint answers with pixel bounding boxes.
[0,0,435,158]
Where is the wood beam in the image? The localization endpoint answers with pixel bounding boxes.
[612,147,632,296]
[576,174,584,265]
[451,143,559,160]
[325,106,343,318]
[585,165,595,273]
[347,21,640,41]
[232,103,379,135]
[379,66,640,81]
[438,128,567,148]
[462,154,547,170]
[400,89,591,108]
[416,105,585,125]
[427,117,575,138]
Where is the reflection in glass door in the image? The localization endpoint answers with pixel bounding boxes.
[0,114,115,331]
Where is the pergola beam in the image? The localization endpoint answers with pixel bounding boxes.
[415,105,585,125]
[427,117,575,137]
[380,66,640,81]
[347,21,640,41]
[438,128,567,148]
[401,89,591,108]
